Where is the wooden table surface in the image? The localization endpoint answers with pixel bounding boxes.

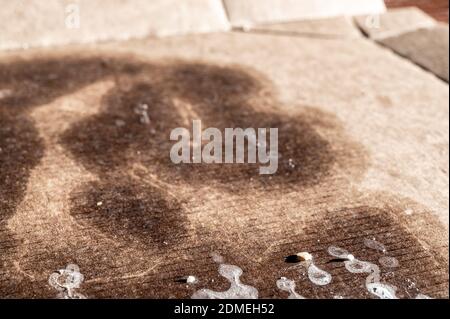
[386,0,449,22]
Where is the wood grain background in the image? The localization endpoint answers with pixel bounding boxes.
[386,0,449,22]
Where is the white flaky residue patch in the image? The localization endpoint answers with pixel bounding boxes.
[186,275,198,284]
[345,259,378,274]
[277,277,305,299]
[307,263,332,286]
[210,252,224,264]
[297,252,313,261]
[329,245,399,299]
[48,264,86,299]
[191,255,258,299]
[366,282,398,299]
[364,238,400,269]
[379,256,399,268]
[328,246,351,259]
[296,251,332,286]
[364,238,387,253]
[134,103,151,125]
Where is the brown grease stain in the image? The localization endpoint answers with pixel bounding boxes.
[0,115,44,293]
[1,53,445,299]
[246,204,449,299]
[69,177,187,248]
[59,58,368,191]
[0,56,140,292]
[55,56,369,254]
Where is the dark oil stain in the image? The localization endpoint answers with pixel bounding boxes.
[0,55,148,289]
[0,243,112,298]
[69,177,187,248]
[0,95,44,280]
[2,53,446,301]
[0,55,138,219]
[326,258,348,264]
[174,277,189,283]
[1,53,371,297]
[284,255,302,263]
[0,117,46,297]
[59,58,368,193]
[258,205,449,299]
[53,55,369,255]
[0,56,136,278]
[0,115,44,217]
[0,56,118,110]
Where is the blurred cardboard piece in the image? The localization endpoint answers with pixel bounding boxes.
[0,0,230,50]
[355,7,437,39]
[380,25,449,82]
[355,8,449,82]
[0,0,388,50]
[236,16,361,38]
[224,0,386,26]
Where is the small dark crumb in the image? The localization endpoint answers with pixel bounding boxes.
[175,276,197,284]
[285,255,301,263]
[175,277,188,283]
[327,258,348,264]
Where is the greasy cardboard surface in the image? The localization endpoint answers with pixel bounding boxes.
[0,26,448,298]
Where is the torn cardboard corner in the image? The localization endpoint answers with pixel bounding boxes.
[0,0,230,51]
[224,0,386,27]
